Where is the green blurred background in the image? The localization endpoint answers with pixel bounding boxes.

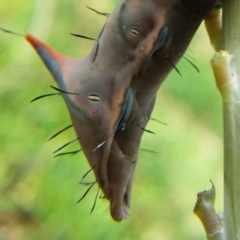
[0,1,223,239]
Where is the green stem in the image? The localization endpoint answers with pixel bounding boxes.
[223,83,240,240]
[222,1,240,239]
[211,49,240,240]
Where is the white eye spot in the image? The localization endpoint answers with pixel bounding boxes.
[131,28,140,35]
[88,94,100,102]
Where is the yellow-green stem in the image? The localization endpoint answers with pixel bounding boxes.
[222,1,240,239]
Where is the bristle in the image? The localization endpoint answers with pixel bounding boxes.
[0,27,24,36]
[183,56,200,73]
[166,56,182,77]
[70,33,96,41]
[53,137,81,154]
[135,123,156,134]
[150,118,167,125]
[79,164,97,185]
[140,148,159,154]
[54,149,82,158]
[86,6,110,17]
[48,125,73,141]
[50,85,78,95]
[30,93,59,103]
[80,181,96,186]
[76,182,96,203]
[91,188,100,214]
[185,53,196,62]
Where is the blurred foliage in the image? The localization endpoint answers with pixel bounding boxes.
[0,0,223,239]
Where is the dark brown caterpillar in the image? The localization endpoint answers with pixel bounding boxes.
[5,0,220,221]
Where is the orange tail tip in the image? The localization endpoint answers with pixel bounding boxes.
[25,34,73,64]
[25,34,79,88]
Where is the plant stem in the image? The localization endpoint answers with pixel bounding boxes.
[222,1,240,239]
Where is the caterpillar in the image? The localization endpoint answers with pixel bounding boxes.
[1,0,221,222]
